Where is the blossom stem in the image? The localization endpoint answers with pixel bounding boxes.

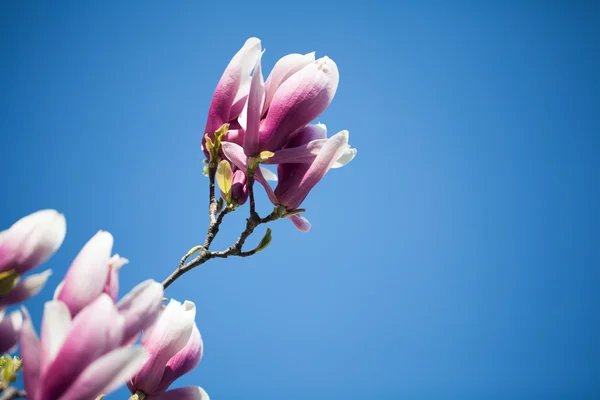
[161,206,280,290]
[207,158,219,224]
[0,387,26,400]
[127,390,146,400]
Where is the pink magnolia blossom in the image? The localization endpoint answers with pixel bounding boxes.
[21,295,149,400]
[129,299,207,400]
[203,38,338,157]
[54,231,164,344]
[0,309,22,353]
[0,210,65,308]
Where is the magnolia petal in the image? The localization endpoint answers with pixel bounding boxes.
[0,210,66,275]
[255,168,279,205]
[259,56,339,152]
[221,142,248,171]
[40,301,72,372]
[59,346,149,400]
[20,308,41,400]
[154,324,203,393]
[117,279,164,345]
[205,38,262,136]
[132,300,196,394]
[42,295,124,399]
[0,269,52,307]
[263,140,325,165]
[103,255,127,302]
[229,79,250,122]
[243,50,266,157]
[289,214,312,232]
[276,131,350,210]
[147,386,210,400]
[332,146,357,168]
[263,52,316,115]
[0,310,22,353]
[259,166,278,181]
[57,231,113,316]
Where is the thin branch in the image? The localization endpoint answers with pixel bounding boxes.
[0,388,26,400]
[207,159,218,224]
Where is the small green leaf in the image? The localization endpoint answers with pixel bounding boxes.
[216,160,233,202]
[0,269,20,297]
[255,228,272,254]
[258,150,275,161]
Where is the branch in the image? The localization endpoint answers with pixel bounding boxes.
[0,388,26,400]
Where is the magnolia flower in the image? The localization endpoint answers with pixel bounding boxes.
[230,170,249,206]
[0,309,22,353]
[21,295,149,400]
[203,38,338,157]
[221,123,355,232]
[55,230,164,344]
[0,210,65,306]
[129,299,207,400]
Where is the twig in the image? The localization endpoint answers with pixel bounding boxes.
[0,388,26,400]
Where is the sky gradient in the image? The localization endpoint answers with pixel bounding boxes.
[1,1,599,399]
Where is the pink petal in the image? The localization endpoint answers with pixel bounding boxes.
[221,142,248,171]
[242,50,265,157]
[56,231,113,316]
[0,310,22,353]
[275,130,350,210]
[103,254,128,302]
[259,56,339,152]
[117,279,164,345]
[204,38,262,136]
[147,386,210,400]
[154,324,203,393]
[131,300,196,395]
[263,52,315,115]
[59,346,148,400]
[289,214,312,232]
[20,308,41,400]
[41,294,124,400]
[0,210,66,275]
[0,269,52,307]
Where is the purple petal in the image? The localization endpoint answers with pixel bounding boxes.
[41,294,124,400]
[259,56,339,152]
[56,231,113,316]
[40,301,72,375]
[221,142,248,171]
[0,210,66,275]
[59,346,148,400]
[230,170,248,206]
[255,167,279,205]
[154,324,203,393]
[117,279,164,345]
[264,140,326,165]
[0,269,52,307]
[289,215,312,232]
[131,300,196,395]
[20,308,41,400]
[275,130,350,210]
[204,38,261,136]
[0,310,22,353]
[242,50,265,157]
[263,52,316,115]
[103,255,128,302]
[147,386,210,400]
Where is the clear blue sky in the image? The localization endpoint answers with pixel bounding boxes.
[1,1,599,399]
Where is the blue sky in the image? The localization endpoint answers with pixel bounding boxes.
[1,1,599,399]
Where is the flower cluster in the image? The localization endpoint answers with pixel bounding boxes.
[0,211,207,399]
[1,36,353,400]
[204,38,357,231]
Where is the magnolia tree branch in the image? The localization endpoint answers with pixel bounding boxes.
[161,173,280,290]
[0,388,26,400]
